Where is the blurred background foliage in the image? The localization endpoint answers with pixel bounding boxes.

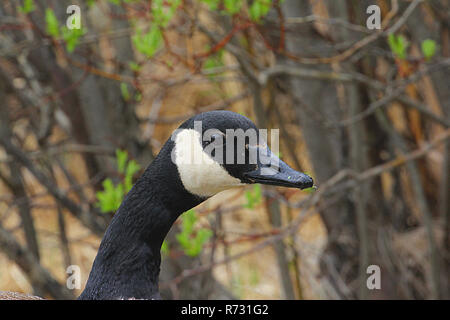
[0,0,449,299]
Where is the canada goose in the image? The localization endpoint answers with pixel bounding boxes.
[1,111,313,300]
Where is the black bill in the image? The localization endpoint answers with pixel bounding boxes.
[243,147,314,190]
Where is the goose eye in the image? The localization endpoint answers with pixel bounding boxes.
[204,132,225,147]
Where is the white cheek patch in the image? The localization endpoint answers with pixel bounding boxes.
[174,129,244,197]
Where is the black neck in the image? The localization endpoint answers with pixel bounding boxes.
[78,141,203,300]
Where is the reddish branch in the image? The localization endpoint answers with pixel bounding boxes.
[275,0,286,51]
[194,21,254,59]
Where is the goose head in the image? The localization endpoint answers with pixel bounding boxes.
[78,110,314,300]
[169,110,314,198]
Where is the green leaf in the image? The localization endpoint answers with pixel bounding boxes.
[120,82,130,101]
[250,267,260,286]
[45,8,60,37]
[132,25,163,58]
[95,149,141,214]
[129,61,141,72]
[249,0,272,22]
[224,0,243,15]
[124,160,141,192]
[202,49,224,75]
[95,178,124,213]
[421,39,437,60]
[182,209,196,232]
[244,184,262,209]
[151,0,180,27]
[19,0,35,14]
[249,2,262,21]
[161,240,169,256]
[176,209,212,257]
[201,0,220,11]
[388,33,408,59]
[188,228,212,256]
[126,160,141,177]
[134,92,142,102]
[116,149,128,174]
[303,186,317,194]
[61,26,85,53]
